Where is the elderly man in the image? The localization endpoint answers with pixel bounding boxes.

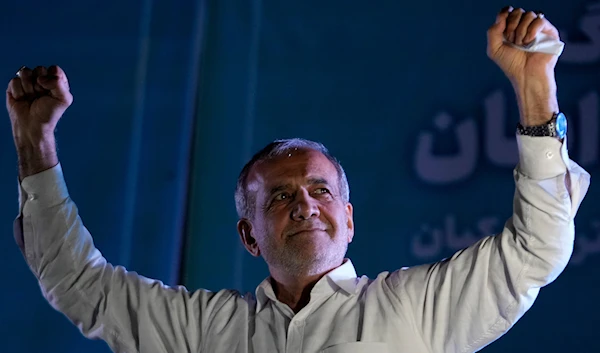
[6,6,589,353]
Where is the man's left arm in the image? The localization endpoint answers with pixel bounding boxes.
[384,7,591,353]
[388,133,589,352]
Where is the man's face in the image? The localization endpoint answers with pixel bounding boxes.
[239,149,354,277]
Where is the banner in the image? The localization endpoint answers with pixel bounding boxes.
[185,1,600,352]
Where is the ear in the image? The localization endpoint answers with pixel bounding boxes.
[237,218,261,257]
[345,202,354,243]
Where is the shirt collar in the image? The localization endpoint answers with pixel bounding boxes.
[254,258,360,313]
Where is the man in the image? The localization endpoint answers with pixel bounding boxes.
[6,6,590,353]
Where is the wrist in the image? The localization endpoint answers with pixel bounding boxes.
[512,70,559,126]
[512,76,559,126]
[15,134,58,180]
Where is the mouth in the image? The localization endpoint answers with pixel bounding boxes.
[290,228,326,236]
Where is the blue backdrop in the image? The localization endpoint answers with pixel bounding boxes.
[0,1,202,352]
[0,1,598,352]
[184,1,600,353]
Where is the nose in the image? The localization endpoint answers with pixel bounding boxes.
[291,189,320,221]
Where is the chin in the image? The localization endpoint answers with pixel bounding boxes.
[300,252,345,276]
[274,241,348,275]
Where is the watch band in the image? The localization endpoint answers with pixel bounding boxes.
[516,112,559,137]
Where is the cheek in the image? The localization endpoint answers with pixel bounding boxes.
[256,212,287,235]
[323,206,348,230]
[337,205,351,228]
[270,205,291,221]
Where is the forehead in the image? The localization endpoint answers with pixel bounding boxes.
[248,149,338,190]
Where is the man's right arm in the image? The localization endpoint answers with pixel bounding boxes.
[15,162,237,352]
[7,66,240,353]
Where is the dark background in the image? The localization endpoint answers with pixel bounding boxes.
[1,1,598,352]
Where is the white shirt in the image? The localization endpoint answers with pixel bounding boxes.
[14,135,590,353]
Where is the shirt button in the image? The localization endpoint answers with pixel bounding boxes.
[546,151,554,159]
[27,194,36,201]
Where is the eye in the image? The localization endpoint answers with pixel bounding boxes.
[314,188,330,195]
[274,192,291,201]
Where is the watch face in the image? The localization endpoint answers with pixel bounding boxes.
[556,112,567,138]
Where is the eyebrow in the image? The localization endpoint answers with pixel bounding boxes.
[307,177,330,186]
[267,178,332,197]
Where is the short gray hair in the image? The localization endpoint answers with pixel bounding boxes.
[235,138,350,219]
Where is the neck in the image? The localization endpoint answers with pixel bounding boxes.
[269,262,342,313]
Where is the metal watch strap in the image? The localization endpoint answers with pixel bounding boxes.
[516,113,558,137]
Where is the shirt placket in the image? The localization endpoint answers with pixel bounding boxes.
[285,315,306,353]
[284,289,331,353]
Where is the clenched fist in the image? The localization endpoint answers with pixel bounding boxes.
[487,6,560,126]
[487,6,559,84]
[6,65,73,139]
[6,65,72,179]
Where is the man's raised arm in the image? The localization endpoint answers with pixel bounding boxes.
[385,7,590,353]
[7,66,232,353]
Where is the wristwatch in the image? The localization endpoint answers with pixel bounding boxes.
[516,112,567,139]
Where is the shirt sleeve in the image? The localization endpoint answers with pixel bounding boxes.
[14,163,236,353]
[386,135,591,353]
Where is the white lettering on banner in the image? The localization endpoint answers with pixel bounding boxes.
[415,113,477,184]
[408,8,599,269]
[414,6,600,184]
[411,215,600,266]
[560,2,600,63]
[414,90,599,184]
[411,215,499,258]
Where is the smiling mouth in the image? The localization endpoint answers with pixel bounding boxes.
[291,229,325,236]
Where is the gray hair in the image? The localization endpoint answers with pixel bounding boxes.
[235,138,350,219]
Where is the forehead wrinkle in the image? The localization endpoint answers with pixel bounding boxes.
[253,149,338,193]
[267,176,331,194]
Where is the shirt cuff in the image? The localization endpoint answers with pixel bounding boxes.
[516,135,569,179]
[18,163,69,215]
